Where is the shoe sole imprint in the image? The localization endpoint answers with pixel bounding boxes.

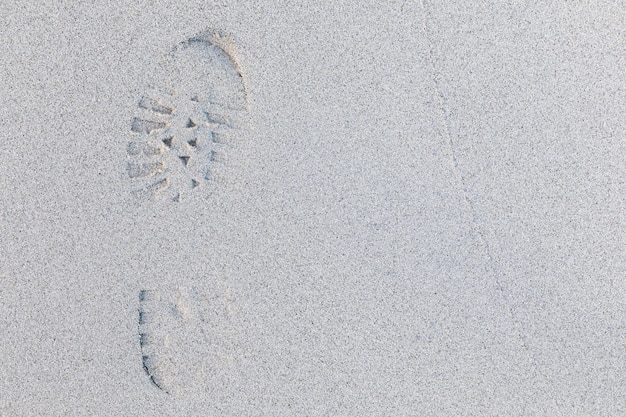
[126,29,248,203]
[138,287,236,394]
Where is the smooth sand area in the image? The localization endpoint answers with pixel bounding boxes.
[1,1,624,416]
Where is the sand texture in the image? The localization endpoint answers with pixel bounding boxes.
[1,1,625,416]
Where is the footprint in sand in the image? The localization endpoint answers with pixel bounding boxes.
[127,29,248,397]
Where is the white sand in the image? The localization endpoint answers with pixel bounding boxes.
[1,1,625,415]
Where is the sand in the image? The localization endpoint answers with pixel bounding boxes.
[1,1,625,415]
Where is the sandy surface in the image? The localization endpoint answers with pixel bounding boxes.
[1,1,625,416]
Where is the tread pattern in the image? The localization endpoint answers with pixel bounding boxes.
[126,30,248,202]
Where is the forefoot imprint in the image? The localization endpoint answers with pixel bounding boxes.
[126,29,249,203]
